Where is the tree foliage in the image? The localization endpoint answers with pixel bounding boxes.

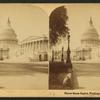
[49,6,69,47]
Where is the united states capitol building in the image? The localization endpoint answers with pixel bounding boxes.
[0,18,48,61]
[72,18,100,61]
[52,18,100,62]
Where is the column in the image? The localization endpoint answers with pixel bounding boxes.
[37,41,39,51]
[33,42,35,52]
[28,42,30,55]
[30,42,33,55]
[41,40,44,52]
[39,40,41,51]
[34,41,36,51]
[40,40,42,52]
[27,43,29,55]
[25,43,28,56]
[23,43,25,55]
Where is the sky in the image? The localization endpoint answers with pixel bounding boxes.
[0,4,100,49]
[34,4,100,49]
[0,4,48,42]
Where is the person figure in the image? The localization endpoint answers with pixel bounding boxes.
[62,68,79,89]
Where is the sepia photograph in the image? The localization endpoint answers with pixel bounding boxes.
[0,3,100,97]
[0,4,49,90]
[49,4,100,91]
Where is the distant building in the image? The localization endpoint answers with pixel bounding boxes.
[50,18,100,62]
[72,18,100,61]
[0,18,18,60]
[0,18,48,62]
[20,35,48,61]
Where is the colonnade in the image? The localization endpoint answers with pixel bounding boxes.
[20,38,48,61]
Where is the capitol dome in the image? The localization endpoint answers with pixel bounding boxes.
[0,18,17,41]
[81,18,99,41]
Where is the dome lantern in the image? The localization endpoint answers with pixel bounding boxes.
[0,18,18,41]
[81,17,99,41]
[7,17,11,27]
[89,17,93,26]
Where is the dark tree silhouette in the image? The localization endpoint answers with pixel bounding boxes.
[49,6,79,90]
[49,6,69,61]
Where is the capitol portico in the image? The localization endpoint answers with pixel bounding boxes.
[20,35,48,61]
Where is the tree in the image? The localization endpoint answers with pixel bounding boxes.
[49,6,69,61]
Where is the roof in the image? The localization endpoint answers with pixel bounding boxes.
[81,18,99,41]
[0,18,18,41]
[20,35,48,44]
